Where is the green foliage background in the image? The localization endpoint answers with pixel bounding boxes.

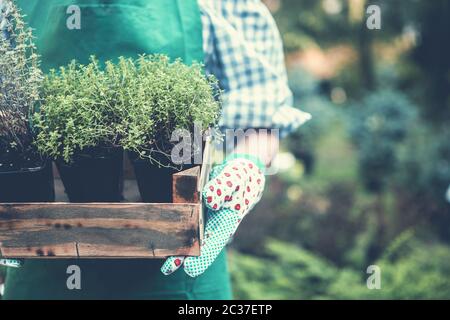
[229,0,450,299]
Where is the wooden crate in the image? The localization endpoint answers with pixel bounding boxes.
[0,142,213,259]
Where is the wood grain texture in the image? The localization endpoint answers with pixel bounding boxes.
[172,166,200,204]
[0,203,200,258]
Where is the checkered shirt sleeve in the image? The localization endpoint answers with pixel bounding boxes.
[199,0,311,137]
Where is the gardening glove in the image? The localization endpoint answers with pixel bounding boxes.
[161,154,266,277]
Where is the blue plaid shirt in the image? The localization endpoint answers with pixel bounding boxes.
[199,0,311,137]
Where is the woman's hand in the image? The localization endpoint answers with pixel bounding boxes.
[161,155,266,277]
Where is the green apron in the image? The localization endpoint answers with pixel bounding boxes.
[4,0,232,300]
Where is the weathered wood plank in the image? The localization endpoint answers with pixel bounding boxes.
[0,203,200,258]
[172,166,200,204]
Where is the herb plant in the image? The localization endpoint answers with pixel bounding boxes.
[34,54,221,166]
[0,0,43,171]
[118,55,221,166]
[33,57,123,163]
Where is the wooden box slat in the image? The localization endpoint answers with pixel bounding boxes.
[0,162,206,259]
[172,166,201,204]
[0,141,212,259]
[0,203,200,258]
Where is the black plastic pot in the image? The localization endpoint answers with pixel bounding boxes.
[56,147,123,202]
[0,161,55,202]
[129,152,195,203]
[129,136,205,203]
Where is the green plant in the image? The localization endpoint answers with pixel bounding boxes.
[231,239,339,299]
[33,55,221,165]
[0,0,43,170]
[231,236,450,299]
[349,89,416,192]
[118,55,221,166]
[33,57,121,163]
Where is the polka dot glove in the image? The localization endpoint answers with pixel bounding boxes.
[161,155,266,277]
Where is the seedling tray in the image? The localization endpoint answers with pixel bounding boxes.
[0,144,212,259]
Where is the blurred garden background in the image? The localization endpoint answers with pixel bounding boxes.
[229,0,450,299]
[1,0,449,300]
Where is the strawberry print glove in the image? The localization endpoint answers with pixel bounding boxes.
[161,154,266,277]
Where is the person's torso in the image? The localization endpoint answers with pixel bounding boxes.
[18,0,204,71]
[4,0,230,300]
